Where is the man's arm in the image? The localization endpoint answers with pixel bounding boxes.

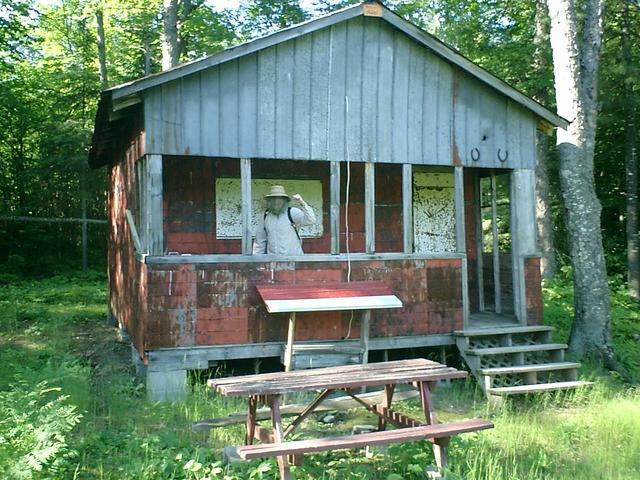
[290,194,316,227]
[252,216,267,254]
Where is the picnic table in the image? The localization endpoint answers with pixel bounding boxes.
[207,358,493,479]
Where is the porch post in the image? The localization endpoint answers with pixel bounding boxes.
[454,166,469,327]
[365,162,375,253]
[241,158,253,255]
[330,161,340,255]
[510,169,537,324]
[402,164,413,253]
[146,154,164,255]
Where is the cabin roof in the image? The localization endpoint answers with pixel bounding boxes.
[89,1,568,168]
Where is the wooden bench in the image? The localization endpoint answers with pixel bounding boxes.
[255,281,403,370]
[236,419,493,459]
[208,359,494,479]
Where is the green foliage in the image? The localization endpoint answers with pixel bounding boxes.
[0,382,83,479]
[1,273,639,479]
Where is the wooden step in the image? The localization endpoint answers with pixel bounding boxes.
[235,419,494,459]
[480,362,580,376]
[465,343,568,356]
[454,325,553,337]
[487,381,593,396]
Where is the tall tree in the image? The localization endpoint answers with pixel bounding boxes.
[621,0,639,300]
[546,0,620,369]
[162,0,203,70]
[533,0,557,279]
[95,7,108,88]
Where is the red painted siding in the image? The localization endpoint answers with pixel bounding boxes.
[107,111,147,359]
[163,158,406,255]
[142,258,463,349]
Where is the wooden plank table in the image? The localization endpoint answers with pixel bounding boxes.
[208,358,493,479]
[256,281,403,370]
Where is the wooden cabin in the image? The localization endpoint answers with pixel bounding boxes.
[89,2,569,400]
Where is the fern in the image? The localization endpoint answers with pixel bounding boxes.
[0,381,82,479]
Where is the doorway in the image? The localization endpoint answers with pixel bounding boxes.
[472,170,518,327]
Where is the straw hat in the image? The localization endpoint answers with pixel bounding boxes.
[264,185,290,199]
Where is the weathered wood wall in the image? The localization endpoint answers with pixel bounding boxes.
[143,16,536,169]
[143,258,464,349]
[107,111,147,357]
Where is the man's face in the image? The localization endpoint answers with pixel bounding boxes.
[266,197,288,215]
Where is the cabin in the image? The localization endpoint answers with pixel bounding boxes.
[89,2,577,401]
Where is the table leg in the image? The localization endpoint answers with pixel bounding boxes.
[418,381,448,471]
[284,312,296,372]
[377,383,395,431]
[268,395,291,480]
[245,396,258,445]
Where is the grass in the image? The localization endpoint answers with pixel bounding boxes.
[0,271,639,479]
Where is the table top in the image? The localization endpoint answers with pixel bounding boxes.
[255,281,403,313]
[208,358,467,396]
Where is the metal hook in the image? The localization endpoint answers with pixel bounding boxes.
[470,148,480,162]
[497,149,509,163]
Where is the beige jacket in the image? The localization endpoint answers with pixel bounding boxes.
[252,202,316,255]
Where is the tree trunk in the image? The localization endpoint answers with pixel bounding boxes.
[143,35,152,75]
[162,0,179,70]
[621,0,639,300]
[533,0,557,279]
[547,0,620,369]
[95,8,108,89]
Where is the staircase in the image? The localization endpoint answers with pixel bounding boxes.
[454,325,592,399]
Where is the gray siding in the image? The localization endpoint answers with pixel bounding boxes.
[143,16,536,169]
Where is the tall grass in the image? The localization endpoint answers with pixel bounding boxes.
[0,272,639,479]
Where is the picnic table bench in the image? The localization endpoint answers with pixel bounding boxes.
[207,358,493,479]
[255,281,403,371]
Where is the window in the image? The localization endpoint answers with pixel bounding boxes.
[412,168,456,253]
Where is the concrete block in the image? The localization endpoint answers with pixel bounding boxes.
[146,369,188,402]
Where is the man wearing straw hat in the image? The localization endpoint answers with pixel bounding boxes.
[252,185,316,255]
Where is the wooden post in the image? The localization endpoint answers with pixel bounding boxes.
[241,158,252,255]
[475,173,485,312]
[510,169,537,324]
[147,154,164,255]
[284,312,296,372]
[402,164,413,253]
[360,309,371,364]
[364,162,375,253]
[81,190,88,272]
[454,166,469,326]
[490,172,501,314]
[330,161,340,254]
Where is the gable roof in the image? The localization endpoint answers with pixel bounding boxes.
[90,1,568,167]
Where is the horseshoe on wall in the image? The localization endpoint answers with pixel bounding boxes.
[497,149,509,163]
[470,148,480,162]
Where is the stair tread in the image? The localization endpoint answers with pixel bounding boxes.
[480,362,580,375]
[454,325,553,337]
[466,343,568,355]
[487,381,593,395]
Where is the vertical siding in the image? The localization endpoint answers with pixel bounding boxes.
[143,17,537,169]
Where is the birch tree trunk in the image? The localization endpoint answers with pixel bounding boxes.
[95,8,108,89]
[547,0,620,368]
[533,0,557,279]
[621,0,639,300]
[162,0,179,70]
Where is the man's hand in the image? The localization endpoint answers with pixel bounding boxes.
[291,193,304,205]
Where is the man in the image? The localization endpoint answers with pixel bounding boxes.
[252,185,316,255]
